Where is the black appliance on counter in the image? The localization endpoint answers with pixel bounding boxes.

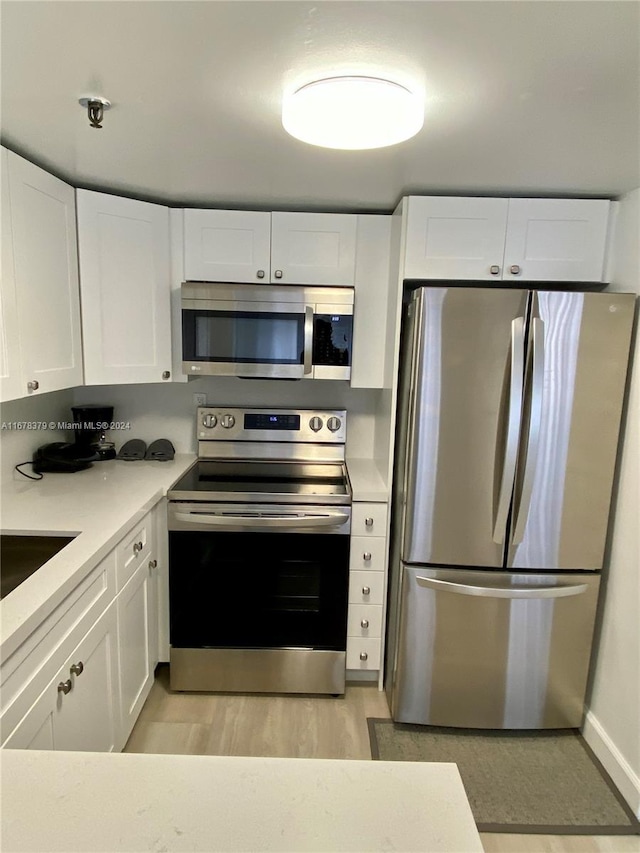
[33,404,116,474]
[167,406,352,696]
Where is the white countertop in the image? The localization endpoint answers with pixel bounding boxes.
[345,458,389,502]
[0,749,484,852]
[0,455,196,659]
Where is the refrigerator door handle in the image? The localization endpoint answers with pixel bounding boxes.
[493,316,526,544]
[415,575,588,599]
[512,316,545,545]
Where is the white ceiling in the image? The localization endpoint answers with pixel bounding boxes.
[1,1,639,212]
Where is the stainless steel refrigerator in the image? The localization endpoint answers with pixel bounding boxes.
[385,286,635,729]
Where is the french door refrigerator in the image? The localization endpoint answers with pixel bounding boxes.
[385,285,635,729]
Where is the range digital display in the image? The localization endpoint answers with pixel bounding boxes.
[244,413,301,430]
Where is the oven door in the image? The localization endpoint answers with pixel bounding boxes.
[182,298,313,379]
[169,502,350,692]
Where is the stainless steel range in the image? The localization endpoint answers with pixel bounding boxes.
[167,406,351,695]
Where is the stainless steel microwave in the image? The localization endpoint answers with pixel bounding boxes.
[181,282,354,380]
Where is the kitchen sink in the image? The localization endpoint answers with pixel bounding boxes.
[0,534,76,600]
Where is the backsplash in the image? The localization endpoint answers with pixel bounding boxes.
[0,389,74,480]
[72,377,379,457]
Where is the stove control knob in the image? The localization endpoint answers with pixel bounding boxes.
[309,416,323,432]
[202,414,217,429]
[327,416,341,433]
[220,414,236,429]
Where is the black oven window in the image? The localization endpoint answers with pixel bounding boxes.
[312,314,353,366]
[183,310,304,365]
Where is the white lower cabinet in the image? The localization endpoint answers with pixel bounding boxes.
[347,501,389,675]
[2,505,162,754]
[3,603,120,752]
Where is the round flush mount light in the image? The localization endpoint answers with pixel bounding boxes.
[282,76,424,150]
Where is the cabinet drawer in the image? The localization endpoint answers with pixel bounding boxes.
[347,604,382,638]
[351,503,388,536]
[349,536,386,572]
[116,515,153,590]
[349,571,385,605]
[347,637,381,670]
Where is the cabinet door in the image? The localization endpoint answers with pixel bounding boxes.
[77,190,173,384]
[270,212,357,286]
[184,209,271,283]
[7,151,83,396]
[503,198,611,282]
[3,604,120,752]
[117,560,155,744]
[0,147,23,402]
[403,197,509,281]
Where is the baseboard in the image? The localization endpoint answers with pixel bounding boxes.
[582,710,640,818]
[346,670,379,683]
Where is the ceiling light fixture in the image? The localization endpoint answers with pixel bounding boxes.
[282,76,423,150]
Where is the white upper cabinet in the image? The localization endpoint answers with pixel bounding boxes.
[269,212,357,286]
[1,149,83,401]
[184,209,271,283]
[403,196,611,283]
[404,196,509,281]
[183,209,357,286]
[77,190,173,385]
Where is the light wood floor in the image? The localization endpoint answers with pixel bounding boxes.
[125,665,639,853]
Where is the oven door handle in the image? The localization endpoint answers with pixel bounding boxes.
[172,511,350,529]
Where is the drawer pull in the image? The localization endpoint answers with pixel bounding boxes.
[362,586,370,596]
[57,679,72,695]
[359,652,368,661]
[70,662,84,677]
[148,559,158,570]
[133,541,143,555]
[365,517,374,527]
[363,552,372,561]
[360,619,369,629]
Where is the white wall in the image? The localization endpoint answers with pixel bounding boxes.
[583,188,640,816]
[71,377,379,459]
[0,389,73,480]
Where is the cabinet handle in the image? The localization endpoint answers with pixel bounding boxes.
[148,559,158,570]
[365,517,374,528]
[489,265,501,275]
[162,371,171,380]
[257,269,265,279]
[509,264,521,275]
[27,380,39,392]
[363,552,372,562]
[58,679,72,695]
[70,661,84,677]
[359,652,368,661]
[133,541,143,555]
[362,586,371,596]
[360,619,370,629]
[274,269,283,279]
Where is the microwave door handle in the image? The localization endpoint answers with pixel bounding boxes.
[303,306,313,375]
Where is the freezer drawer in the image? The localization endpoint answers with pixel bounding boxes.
[388,566,600,729]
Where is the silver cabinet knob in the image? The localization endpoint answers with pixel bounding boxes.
[359,652,368,661]
[309,416,323,432]
[365,517,374,528]
[509,264,521,275]
[27,380,39,391]
[162,371,171,380]
[362,586,370,596]
[256,269,265,279]
[148,559,158,570]
[202,413,217,429]
[274,269,283,279]
[360,619,370,629]
[327,416,341,432]
[70,661,84,677]
[489,265,501,275]
[363,552,372,562]
[58,679,72,695]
